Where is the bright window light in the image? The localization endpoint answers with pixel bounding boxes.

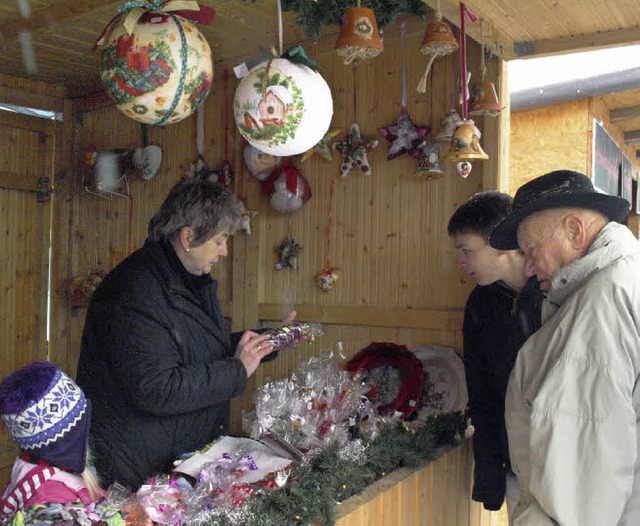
[0,102,62,121]
[510,45,640,92]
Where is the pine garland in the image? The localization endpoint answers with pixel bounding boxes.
[190,411,468,526]
[243,0,432,40]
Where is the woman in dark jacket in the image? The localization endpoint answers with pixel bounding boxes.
[76,178,292,490]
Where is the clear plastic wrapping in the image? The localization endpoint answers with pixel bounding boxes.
[264,322,323,352]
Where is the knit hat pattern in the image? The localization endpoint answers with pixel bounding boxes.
[2,367,87,452]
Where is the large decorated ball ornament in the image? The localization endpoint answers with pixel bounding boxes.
[100,13,213,125]
[234,58,333,156]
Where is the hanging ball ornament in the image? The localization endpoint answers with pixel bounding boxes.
[315,268,339,292]
[263,161,312,214]
[99,6,214,126]
[244,143,282,181]
[456,161,473,178]
[234,56,333,156]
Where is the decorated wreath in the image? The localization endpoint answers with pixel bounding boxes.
[345,342,424,419]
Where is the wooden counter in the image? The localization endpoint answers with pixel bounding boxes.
[335,441,506,526]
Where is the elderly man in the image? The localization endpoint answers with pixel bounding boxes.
[490,169,639,525]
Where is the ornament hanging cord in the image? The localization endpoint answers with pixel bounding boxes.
[277,0,283,56]
[325,179,335,270]
[459,3,477,120]
[401,20,407,109]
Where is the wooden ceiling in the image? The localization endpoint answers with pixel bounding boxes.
[1,0,640,140]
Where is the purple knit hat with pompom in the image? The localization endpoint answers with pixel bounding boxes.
[0,361,91,473]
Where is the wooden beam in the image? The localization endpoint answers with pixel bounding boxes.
[624,130,640,145]
[0,0,121,42]
[611,105,640,124]
[419,0,516,60]
[259,304,463,331]
[515,27,640,59]
[0,170,40,192]
[0,85,65,111]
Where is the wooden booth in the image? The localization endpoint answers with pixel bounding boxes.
[0,11,504,523]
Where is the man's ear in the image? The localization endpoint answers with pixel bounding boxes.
[564,215,585,250]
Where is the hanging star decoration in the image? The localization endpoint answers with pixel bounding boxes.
[237,199,258,236]
[333,123,379,178]
[301,128,341,163]
[185,153,215,182]
[184,154,234,189]
[377,108,430,161]
[211,159,235,189]
[275,236,302,271]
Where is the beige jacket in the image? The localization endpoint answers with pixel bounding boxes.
[506,222,640,525]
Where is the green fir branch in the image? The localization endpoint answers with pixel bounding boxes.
[280,0,432,40]
[191,411,468,526]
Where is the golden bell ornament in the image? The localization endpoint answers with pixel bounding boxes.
[445,119,489,162]
[469,80,502,117]
[335,7,384,65]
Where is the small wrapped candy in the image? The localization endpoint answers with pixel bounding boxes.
[265,322,322,352]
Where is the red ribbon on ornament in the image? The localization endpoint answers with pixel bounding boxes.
[94,1,215,50]
[262,160,312,203]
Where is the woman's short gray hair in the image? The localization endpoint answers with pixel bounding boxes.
[148,179,243,245]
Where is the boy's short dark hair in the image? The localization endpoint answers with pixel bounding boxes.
[447,191,513,240]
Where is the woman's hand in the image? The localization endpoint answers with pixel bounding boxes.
[235,331,275,377]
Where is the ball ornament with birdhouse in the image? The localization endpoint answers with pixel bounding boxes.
[98,3,214,126]
[233,53,333,157]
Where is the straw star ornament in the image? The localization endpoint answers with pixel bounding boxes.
[333,123,379,177]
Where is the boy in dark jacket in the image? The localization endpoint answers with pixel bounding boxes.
[448,191,542,521]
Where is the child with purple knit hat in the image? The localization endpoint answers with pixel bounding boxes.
[0,361,103,514]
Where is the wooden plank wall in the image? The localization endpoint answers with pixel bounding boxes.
[0,72,65,488]
[1,16,507,524]
[231,16,494,428]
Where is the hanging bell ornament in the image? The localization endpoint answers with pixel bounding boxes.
[435,109,462,143]
[416,141,445,180]
[416,12,458,93]
[445,119,489,162]
[335,7,384,65]
[456,161,473,178]
[469,80,502,117]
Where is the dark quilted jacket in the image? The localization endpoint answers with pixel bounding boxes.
[76,239,248,490]
[463,277,543,510]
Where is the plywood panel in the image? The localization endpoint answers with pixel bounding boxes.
[510,99,591,192]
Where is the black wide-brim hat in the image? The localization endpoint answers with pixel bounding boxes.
[490,170,631,250]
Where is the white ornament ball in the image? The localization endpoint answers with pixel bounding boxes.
[269,173,310,214]
[243,144,282,181]
[100,14,213,125]
[234,58,333,156]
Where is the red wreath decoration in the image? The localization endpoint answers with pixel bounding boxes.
[345,342,424,420]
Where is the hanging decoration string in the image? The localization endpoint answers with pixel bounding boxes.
[277,0,283,56]
[325,179,335,270]
[223,68,230,163]
[459,3,477,120]
[400,20,407,109]
[196,105,204,157]
[479,19,486,80]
